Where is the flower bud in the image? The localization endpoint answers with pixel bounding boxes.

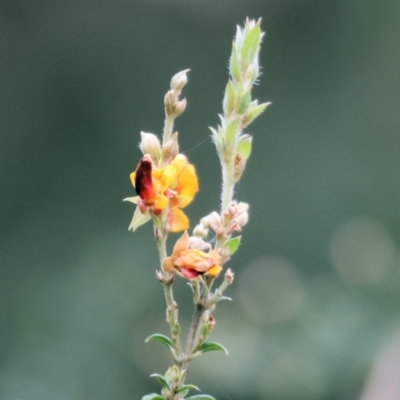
[193,224,209,239]
[200,216,211,229]
[139,132,161,164]
[172,323,180,336]
[199,323,210,338]
[225,268,234,284]
[208,211,222,232]
[170,69,190,93]
[235,202,249,227]
[155,270,164,282]
[189,236,211,251]
[207,315,215,330]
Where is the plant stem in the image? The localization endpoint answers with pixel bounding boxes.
[220,162,235,214]
[179,282,210,382]
[155,225,183,358]
[163,114,174,146]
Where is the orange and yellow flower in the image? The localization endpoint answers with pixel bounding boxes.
[130,154,198,232]
[162,231,222,279]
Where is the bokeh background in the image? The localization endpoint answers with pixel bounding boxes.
[2,1,400,399]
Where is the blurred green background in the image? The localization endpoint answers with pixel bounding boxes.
[2,1,400,399]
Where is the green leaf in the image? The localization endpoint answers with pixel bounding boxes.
[150,374,170,390]
[240,22,261,66]
[236,136,252,161]
[224,236,241,256]
[145,334,174,350]
[229,45,241,82]
[186,395,216,400]
[223,80,235,117]
[224,118,239,152]
[176,384,200,394]
[127,206,151,232]
[197,341,228,355]
[242,102,271,128]
[141,394,166,400]
[237,89,251,114]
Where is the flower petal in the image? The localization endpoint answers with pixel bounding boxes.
[173,164,199,208]
[180,267,201,279]
[168,208,189,232]
[206,264,222,276]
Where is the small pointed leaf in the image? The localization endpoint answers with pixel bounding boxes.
[150,374,170,390]
[224,236,241,256]
[237,89,251,114]
[224,118,239,151]
[141,394,166,400]
[145,334,174,350]
[223,80,235,117]
[229,46,240,82]
[243,102,271,128]
[128,207,151,231]
[176,384,200,394]
[197,341,228,355]
[240,22,261,66]
[186,395,216,400]
[216,296,233,302]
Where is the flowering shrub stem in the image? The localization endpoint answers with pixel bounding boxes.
[126,18,268,400]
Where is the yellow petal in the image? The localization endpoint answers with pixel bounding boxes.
[168,208,189,232]
[154,193,169,210]
[130,171,137,187]
[174,164,199,208]
[170,154,188,175]
[206,264,222,276]
[161,164,178,190]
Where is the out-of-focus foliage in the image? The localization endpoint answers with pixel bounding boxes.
[1,1,400,399]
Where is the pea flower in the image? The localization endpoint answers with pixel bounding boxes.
[128,153,199,232]
[162,231,222,279]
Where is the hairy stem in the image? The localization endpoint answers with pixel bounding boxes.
[163,114,174,146]
[220,162,235,214]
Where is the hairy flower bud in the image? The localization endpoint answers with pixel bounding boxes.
[193,223,209,239]
[235,202,249,227]
[208,211,222,232]
[189,236,211,251]
[139,132,162,165]
[170,69,190,93]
